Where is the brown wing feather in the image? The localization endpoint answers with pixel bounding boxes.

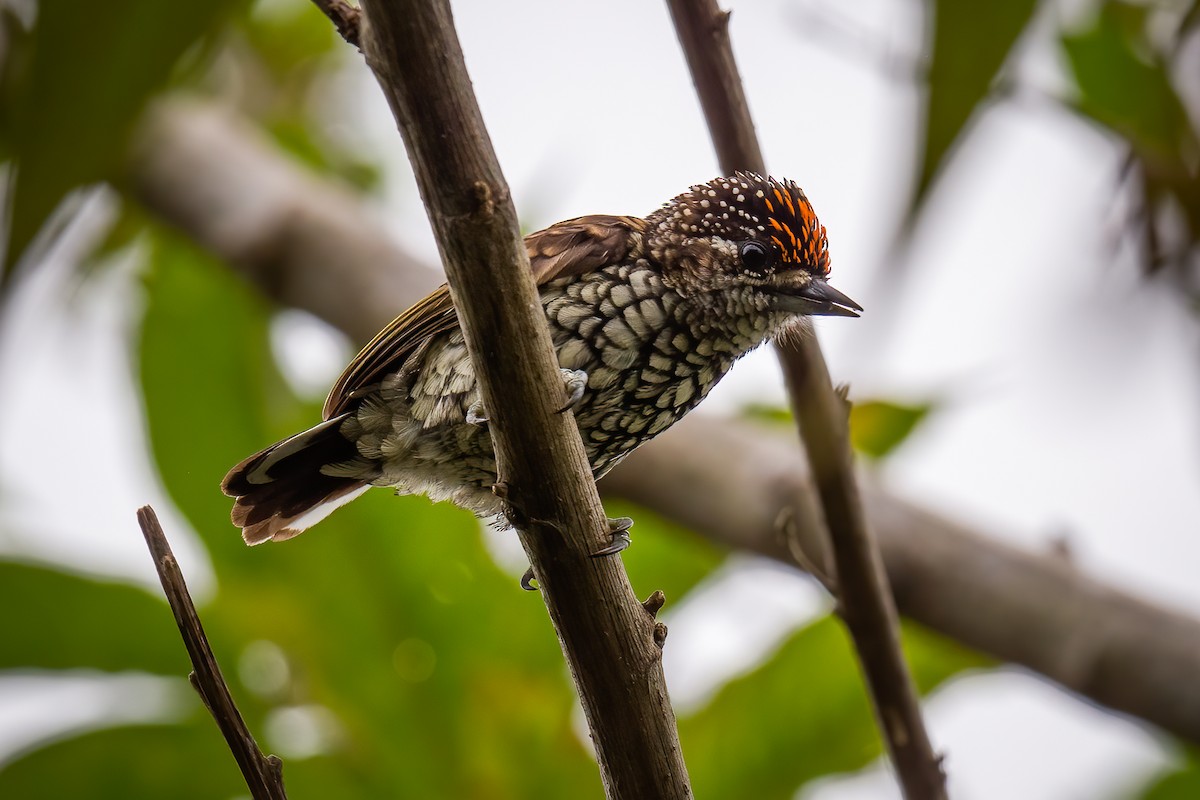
[322,214,646,419]
[525,214,645,282]
[322,287,457,418]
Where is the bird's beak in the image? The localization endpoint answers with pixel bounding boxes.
[775,277,863,317]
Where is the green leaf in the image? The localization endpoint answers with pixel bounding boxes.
[0,561,181,674]
[0,723,247,798]
[917,0,1040,204]
[1061,2,1195,165]
[740,399,933,461]
[849,399,932,460]
[266,118,383,193]
[2,0,246,275]
[1139,752,1200,800]
[92,200,150,262]
[740,403,794,426]
[239,0,342,82]
[138,230,301,571]
[681,617,988,799]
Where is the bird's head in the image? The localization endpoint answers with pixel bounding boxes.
[645,173,860,319]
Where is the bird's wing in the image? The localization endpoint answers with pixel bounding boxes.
[525,214,645,282]
[322,286,457,418]
[321,214,646,419]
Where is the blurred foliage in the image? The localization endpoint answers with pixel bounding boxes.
[742,398,933,461]
[0,562,182,673]
[1061,1,1199,286]
[238,1,385,191]
[2,0,1197,796]
[0,0,248,279]
[0,725,250,799]
[0,0,369,281]
[0,231,983,797]
[683,618,987,798]
[849,400,933,461]
[1062,3,1194,165]
[910,0,1199,303]
[917,0,1040,208]
[1139,752,1200,799]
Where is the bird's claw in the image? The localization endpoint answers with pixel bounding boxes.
[591,517,634,557]
[520,567,539,591]
[608,516,634,534]
[592,531,631,557]
[556,369,589,414]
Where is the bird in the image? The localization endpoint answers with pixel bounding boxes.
[222,173,861,547]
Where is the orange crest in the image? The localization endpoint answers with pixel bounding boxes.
[664,172,831,276]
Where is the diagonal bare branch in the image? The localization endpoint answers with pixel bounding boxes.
[664,1,945,797]
[136,505,287,800]
[342,1,693,796]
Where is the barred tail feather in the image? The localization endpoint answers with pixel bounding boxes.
[222,415,368,545]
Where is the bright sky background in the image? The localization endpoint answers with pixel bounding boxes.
[2,0,1198,797]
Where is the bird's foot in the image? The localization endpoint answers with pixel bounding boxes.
[492,482,563,533]
[523,517,631,585]
[591,516,633,557]
[556,369,589,414]
[466,398,488,427]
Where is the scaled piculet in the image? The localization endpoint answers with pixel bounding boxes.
[222,174,861,544]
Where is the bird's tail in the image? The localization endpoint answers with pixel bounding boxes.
[221,415,369,545]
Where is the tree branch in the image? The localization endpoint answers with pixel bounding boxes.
[310,0,361,48]
[605,416,1200,745]
[664,1,944,796]
[348,2,692,797]
[135,505,287,800]
[128,98,440,345]
[124,100,1200,745]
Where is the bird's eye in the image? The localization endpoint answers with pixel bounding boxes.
[738,240,776,276]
